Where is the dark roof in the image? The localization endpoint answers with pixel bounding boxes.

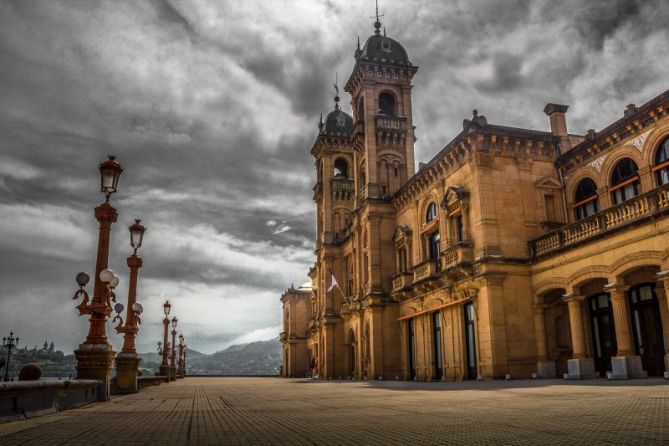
[560,89,669,164]
[357,34,410,66]
[322,108,353,136]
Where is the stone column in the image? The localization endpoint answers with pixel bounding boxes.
[534,304,556,378]
[562,294,595,379]
[655,271,669,377]
[605,283,645,379]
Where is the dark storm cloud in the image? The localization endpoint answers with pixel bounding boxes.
[1,0,667,353]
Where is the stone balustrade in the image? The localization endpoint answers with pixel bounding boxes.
[392,273,413,292]
[413,260,439,282]
[531,184,669,257]
[376,115,407,130]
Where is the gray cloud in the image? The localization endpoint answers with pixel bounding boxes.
[1,0,667,353]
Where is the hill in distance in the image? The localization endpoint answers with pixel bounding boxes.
[139,338,281,376]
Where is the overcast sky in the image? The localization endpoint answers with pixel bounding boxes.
[1,0,667,354]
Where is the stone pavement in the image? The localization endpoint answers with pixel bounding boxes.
[0,377,668,445]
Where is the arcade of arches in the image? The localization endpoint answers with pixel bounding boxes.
[280,18,669,381]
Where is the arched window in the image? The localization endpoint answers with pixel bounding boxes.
[654,137,669,185]
[378,92,395,116]
[574,178,599,220]
[334,158,348,178]
[610,158,640,204]
[425,202,437,223]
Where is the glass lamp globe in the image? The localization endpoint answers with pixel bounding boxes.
[99,269,115,283]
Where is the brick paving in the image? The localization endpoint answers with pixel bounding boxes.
[0,377,668,445]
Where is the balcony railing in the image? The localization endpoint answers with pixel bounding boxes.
[376,115,407,130]
[530,184,669,257]
[441,242,474,270]
[392,272,413,292]
[331,178,354,191]
[413,260,440,282]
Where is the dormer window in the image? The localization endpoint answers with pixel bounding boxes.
[574,178,599,220]
[610,158,640,204]
[378,92,395,116]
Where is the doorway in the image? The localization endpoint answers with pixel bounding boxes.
[407,319,416,380]
[464,303,477,380]
[628,284,665,376]
[432,312,443,380]
[589,292,617,376]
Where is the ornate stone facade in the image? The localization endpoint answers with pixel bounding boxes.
[281,20,669,381]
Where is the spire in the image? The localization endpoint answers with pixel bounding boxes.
[372,0,384,35]
[318,113,324,131]
[357,35,361,50]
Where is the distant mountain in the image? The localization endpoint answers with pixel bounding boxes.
[188,339,282,375]
[138,340,281,376]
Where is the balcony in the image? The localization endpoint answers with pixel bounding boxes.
[530,184,669,258]
[331,178,354,201]
[412,260,443,293]
[392,272,413,292]
[441,242,474,271]
[376,115,407,130]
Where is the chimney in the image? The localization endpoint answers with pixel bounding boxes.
[544,103,569,136]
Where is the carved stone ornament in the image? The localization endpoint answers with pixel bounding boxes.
[630,129,651,152]
[587,154,607,173]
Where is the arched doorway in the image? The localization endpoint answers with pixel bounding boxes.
[588,292,617,376]
[407,319,416,380]
[432,312,443,380]
[628,283,665,376]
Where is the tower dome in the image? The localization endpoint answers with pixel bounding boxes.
[358,34,410,66]
[320,93,353,136]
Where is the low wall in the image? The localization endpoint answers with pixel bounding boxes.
[0,379,100,423]
[137,375,168,389]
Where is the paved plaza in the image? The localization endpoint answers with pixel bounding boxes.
[0,377,668,445]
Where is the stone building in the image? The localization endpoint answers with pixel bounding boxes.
[280,17,669,381]
[279,283,312,377]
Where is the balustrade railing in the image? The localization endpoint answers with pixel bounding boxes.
[376,116,407,130]
[392,272,413,292]
[531,184,669,257]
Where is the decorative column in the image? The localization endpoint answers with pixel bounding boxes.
[562,294,595,379]
[655,270,669,377]
[170,317,178,381]
[113,240,144,393]
[534,304,556,377]
[605,283,645,379]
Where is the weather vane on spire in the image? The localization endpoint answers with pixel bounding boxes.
[333,73,340,110]
[371,0,384,35]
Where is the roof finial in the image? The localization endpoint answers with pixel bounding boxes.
[357,35,361,50]
[333,73,340,110]
[371,0,384,35]
[318,113,324,131]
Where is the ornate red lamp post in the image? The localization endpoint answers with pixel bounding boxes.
[170,317,178,380]
[159,301,171,377]
[73,155,123,400]
[112,219,147,393]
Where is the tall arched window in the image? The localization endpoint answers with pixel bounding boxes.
[428,231,440,261]
[425,202,437,223]
[334,158,348,178]
[654,137,669,185]
[378,92,395,116]
[610,158,640,204]
[574,178,599,220]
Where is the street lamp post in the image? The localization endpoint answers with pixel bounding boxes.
[159,301,171,377]
[2,332,19,382]
[177,334,185,379]
[170,317,178,381]
[182,343,187,378]
[73,155,123,400]
[112,219,147,393]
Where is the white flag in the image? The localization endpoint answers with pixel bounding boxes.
[327,273,339,292]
